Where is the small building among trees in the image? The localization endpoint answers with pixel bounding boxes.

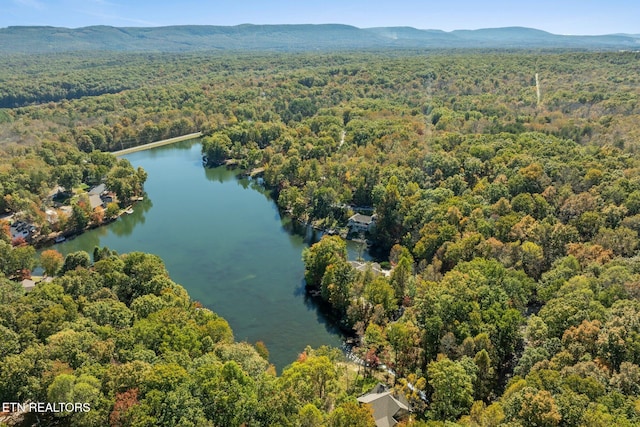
[357,383,411,427]
[348,213,376,233]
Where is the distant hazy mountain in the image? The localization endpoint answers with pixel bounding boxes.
[1,24,638,53]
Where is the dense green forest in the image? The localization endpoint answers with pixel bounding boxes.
[2,49,640,425]
[0,248,379,426]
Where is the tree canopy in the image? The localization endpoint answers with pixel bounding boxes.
[2,48,640,424]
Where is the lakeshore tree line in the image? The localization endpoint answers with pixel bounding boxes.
[1,49,640,425]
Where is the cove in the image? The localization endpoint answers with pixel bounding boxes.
[48,139,369,370]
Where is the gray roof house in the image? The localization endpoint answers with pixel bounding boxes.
[88,183,106,195]
[357,383,410,427]
[348,213,376,233]
[88,194,104,210]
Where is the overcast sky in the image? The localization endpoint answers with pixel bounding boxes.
[2,0,639,35]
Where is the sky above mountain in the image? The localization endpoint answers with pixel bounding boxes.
[3,0,638,35]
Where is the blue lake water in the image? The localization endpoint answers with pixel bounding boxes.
[50,139,368,370]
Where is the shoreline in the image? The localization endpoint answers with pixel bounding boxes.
[29,133,202,250]
[111,132,202,157]
[32,202,139,250]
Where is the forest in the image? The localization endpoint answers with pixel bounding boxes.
[1,49,640,425]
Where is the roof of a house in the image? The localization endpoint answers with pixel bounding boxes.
[88,183,106,195]
[357,384,410,427]
[89,194,103,210]
[21,279,36,291]
[349,213,374,224]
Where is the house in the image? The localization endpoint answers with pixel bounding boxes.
[88,183,106,196]
[348,213,376,233]
[21,279,36,292]
[88,194,104,210]
[349,261,391,277]
[88,184,115,208]
[20,276,52,293]
[357,384,411,427]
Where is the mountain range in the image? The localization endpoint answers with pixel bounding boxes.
[1,24,639,53]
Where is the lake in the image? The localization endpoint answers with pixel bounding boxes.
[49,139,369,370]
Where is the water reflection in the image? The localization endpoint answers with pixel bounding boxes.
[63,228,103,255]
[297,278,349,339]
[110,197,153,237]
[238,178,250,190]
[203,164,237,184]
